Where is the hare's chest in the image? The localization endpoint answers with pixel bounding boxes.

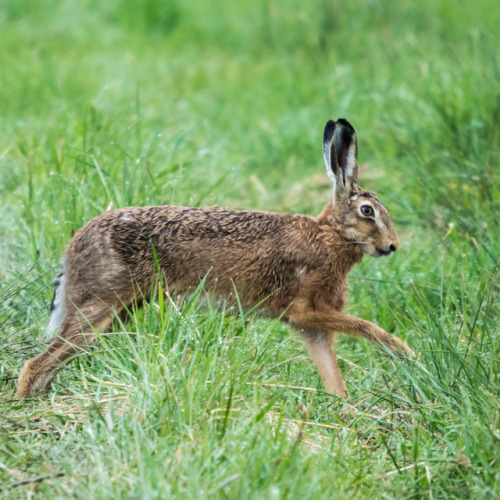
[326,282,348,310]
[298,267,349,312]
[314,270,350,310]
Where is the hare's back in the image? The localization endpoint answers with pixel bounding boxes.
[100,204,292,250]
[70,204,295,273]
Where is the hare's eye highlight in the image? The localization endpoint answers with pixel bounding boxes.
[360,205,374,217]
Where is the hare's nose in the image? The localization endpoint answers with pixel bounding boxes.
[389,244,397,253]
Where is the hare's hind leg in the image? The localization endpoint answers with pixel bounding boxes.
[301,331,348,398]
[17,298,125,398]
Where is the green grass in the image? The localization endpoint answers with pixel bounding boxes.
[1,0,499,497]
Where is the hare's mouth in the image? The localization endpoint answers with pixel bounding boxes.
[376,248,392,256]
[364,246,394,258]
[376,246,396,257]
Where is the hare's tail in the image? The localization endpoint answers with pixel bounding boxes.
[46,257,67,338]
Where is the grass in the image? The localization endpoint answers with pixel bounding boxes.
[0,0,499,497]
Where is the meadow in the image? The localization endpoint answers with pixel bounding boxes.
[0,0,499,497]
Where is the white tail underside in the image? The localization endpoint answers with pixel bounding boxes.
[45,258,67,338]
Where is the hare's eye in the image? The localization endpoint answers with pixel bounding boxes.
[360,205,374,217]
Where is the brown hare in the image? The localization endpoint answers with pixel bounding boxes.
[17,118,412,399]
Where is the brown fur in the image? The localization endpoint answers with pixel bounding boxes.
[17,119,412,399]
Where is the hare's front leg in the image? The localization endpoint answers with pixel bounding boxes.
[289,306,413,356]
[301,330,348,398]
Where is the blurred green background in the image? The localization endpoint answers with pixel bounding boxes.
[0,0,498,497]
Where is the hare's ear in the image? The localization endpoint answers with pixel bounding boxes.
[323,118,358,201]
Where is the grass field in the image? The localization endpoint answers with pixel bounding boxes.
[1,0,499,497]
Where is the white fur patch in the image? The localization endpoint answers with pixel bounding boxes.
[344,146,357,182]
[323,144,337,196]
[45,258,67,338]
[374,211,386,231]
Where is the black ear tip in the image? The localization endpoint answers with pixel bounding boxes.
[323,120,336,142]
[336,118,355,133]
[324,120,336,133]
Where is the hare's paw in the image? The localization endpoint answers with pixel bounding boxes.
[375,328,413,357]
[390,335,415,357]
[17,358,56,399]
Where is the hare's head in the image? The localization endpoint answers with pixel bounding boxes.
[323,119,399,258]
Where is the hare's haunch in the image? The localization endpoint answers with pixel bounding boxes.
[17,119,412,399]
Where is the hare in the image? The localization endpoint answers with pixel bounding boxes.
[17,118,412,399]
